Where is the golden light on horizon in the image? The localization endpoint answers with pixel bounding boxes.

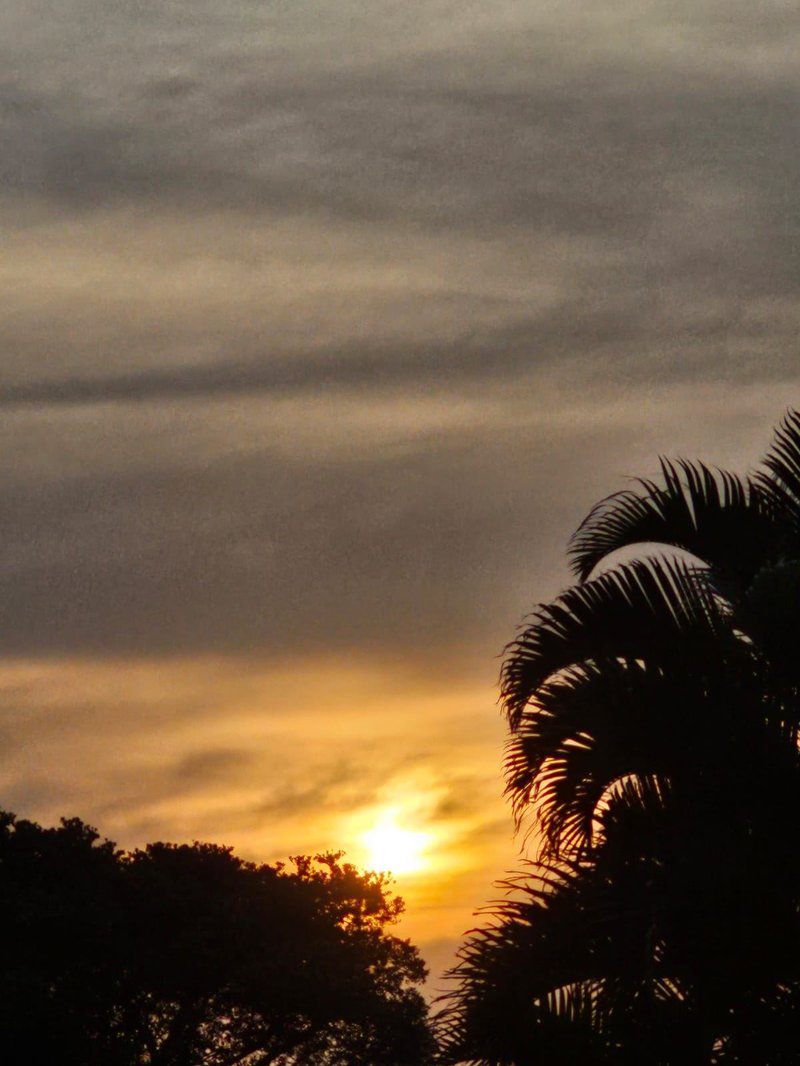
[362,810,431,876]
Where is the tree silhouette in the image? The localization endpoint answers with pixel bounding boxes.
[439,410,800,1063]
[0,811,435,1064]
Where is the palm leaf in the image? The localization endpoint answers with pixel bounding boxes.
[501,556,733,730]
[569,458,777,587]
[436,862,615,1064]
[503,659,663,849]
[756,408,800,525]
[437,855,694,1065]
[504,646,760,855]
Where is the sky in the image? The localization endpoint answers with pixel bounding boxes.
[2,0,800,991]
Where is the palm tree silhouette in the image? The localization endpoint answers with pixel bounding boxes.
[439,411,800,1064]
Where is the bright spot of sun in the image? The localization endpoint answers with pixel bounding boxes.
[362,812,430,876]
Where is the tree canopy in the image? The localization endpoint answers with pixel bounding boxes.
[0,810,435,1064]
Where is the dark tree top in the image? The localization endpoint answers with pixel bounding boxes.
[0,810,435,1065]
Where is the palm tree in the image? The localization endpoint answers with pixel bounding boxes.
[439,411,800,1064]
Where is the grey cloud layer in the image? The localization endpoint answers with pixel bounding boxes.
[3,0,800,240]
[2,0,800,657]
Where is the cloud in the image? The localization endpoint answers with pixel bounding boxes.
[1,375,797,660]
[0,655,509,943]
[2,0,800,255]
[172,747,257,786]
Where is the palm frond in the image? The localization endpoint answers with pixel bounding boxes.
[501,556,733,730]
[436,855,692,1065]
[435,862,613,1064]
[503,618,761,855]
[569,458,777,586]
[756,409,800,532]
[503,660,666,850]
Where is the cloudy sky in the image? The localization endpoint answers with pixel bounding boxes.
[2,0,800,987]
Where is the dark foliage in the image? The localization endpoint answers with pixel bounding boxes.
[0,811,435,1065]
[439,409,800,1064]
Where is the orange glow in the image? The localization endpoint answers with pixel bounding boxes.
[0,654,510,986]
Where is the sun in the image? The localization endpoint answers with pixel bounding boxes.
[362,811,430,876]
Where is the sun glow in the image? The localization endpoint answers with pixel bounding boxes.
[362,811,431,876]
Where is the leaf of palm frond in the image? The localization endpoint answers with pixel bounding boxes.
[569,457,777,585]
[596,774,673,863]
[504,640,762,856]
[753,409,800,552]
[539,979,607,1032]
[436,864,609,1063]
[437,859,678,1064]
[599,773,670,828]
[504,660,665,814]
[505,727,633,854]
[501,556,733,729]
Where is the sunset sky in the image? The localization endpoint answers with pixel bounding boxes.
[3,1,800,990]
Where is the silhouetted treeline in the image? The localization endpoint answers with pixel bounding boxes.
[0,810,435,1065]
[439,410,800,1063]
